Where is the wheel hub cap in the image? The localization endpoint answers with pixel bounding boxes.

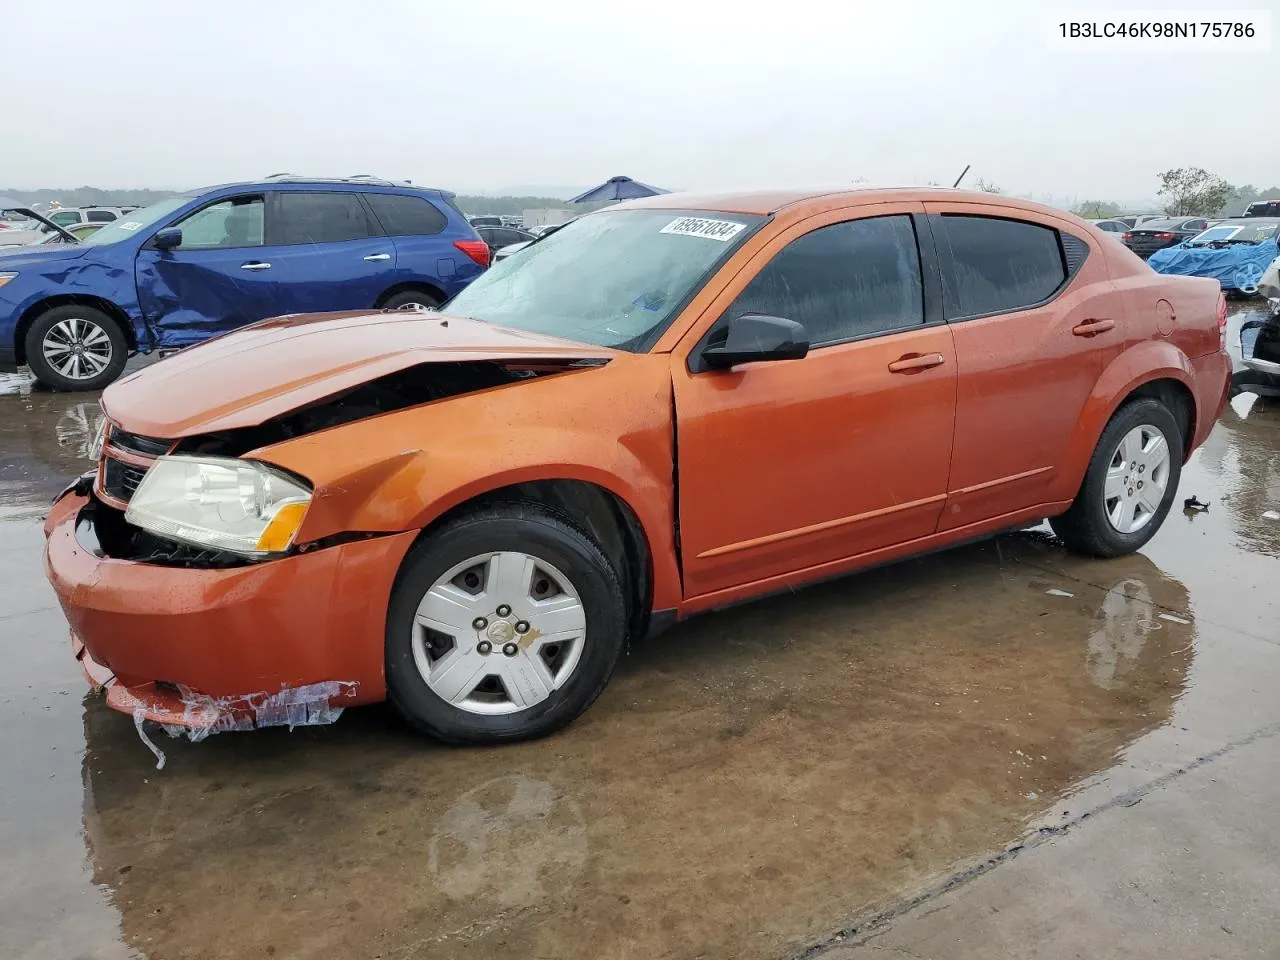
[412,551,587,715]
[1104,424,1171,534]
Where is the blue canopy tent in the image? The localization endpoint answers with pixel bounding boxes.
[569,176,670,204]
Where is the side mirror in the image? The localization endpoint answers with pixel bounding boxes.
[700,314,809,370]
[152,227,183,251]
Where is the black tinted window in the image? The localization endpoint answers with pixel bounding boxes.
[85,210,117,223]
[274,192,378,245]
[938,215,1065,317]
[725,215,923,346]
[365,193,447,236]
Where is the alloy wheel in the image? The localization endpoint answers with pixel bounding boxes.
[41,317,113,381]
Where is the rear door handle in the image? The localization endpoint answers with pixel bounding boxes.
[363,253,392,261]
[1072,318,1115,336]
[240,261,271,271]
[887,352,946,373]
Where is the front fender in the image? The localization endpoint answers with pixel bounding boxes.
[1053,339,1196,502]
[254,354,682,609]
[4,254,143,350]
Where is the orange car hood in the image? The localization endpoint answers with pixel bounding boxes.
[102,310,615,437]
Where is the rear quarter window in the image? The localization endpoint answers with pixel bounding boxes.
[365,193,448,236]
[937,215,1067,318]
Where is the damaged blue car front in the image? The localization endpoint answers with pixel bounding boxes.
[1148,219,1280,295]
[0,177,487,391]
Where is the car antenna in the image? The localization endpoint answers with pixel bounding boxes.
[952,164,971,189]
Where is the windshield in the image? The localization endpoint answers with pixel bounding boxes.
[79,196,188,245]
[444,208,762,350]
[1188,223,1279,245]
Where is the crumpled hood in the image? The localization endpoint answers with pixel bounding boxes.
[0,243,92,267]
[102,309,616,437]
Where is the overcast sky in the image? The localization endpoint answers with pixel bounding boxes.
[4,0,1276,203]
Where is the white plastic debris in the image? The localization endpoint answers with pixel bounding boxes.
[171,680,358,743]
[127,681,358,767]
[1045,588,1075,598]
[1158,613,1191,625]
[133,707,167,770]
[1262,510,1280,521]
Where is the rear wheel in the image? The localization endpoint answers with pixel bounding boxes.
[25,305,128,391]
[385,503,626,744]
[380,289,441,311]
[1050,399,1183,557]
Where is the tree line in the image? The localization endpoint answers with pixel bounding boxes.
[1072,169,1279,220]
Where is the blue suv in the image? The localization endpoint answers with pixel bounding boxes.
[0,176,490,390]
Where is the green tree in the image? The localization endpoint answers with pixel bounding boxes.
[1156,168,1234,217]
[1073,200,1123,219]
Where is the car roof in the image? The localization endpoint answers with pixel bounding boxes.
[617,186,1084,219]
[1134,216,1199,227]
[1209,218,1280,228]
[184,177,451,198]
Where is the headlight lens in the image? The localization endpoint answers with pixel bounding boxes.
[125,456,311,557]
[0,272,17,289]
[87,414,107,463]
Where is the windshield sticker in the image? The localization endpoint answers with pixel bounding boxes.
[117,221,143,231]
[659,216,746,242]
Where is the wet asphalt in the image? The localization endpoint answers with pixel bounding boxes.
[1,303,1278,960]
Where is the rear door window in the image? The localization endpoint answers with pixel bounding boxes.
[365,193,447,236]
[724,214,924,347]
[936,215,1066,318]
[272,191,380,245]
[85,210,117,223]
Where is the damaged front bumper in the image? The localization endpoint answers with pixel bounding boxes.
[45,491,418,734]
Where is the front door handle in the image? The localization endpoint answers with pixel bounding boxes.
[240,261,271,271]
[887,352,946,373]
[1072,318,1115,336]
[363,253,392,261]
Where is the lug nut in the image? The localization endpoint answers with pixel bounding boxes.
[477,640,493,655]
[1138,464,1146,473]
[472,617,488,630]
[515,620,530,634]
[496,604,511,617]
[1137,481,1144,489]
[502,642,518,656]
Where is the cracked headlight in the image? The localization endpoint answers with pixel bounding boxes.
[125,456,311,557]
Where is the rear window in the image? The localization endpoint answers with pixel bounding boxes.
[937,215,1066,318]
[273,191,379,245]
[85,210,117,223]
[365,193,447,236]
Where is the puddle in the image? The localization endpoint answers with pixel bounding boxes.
[0,369,1278,959]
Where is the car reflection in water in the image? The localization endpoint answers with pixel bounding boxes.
[76,535,1192,960]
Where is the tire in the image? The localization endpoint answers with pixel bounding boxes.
[380,289,442,311]
[385,502,627,745]
[1050,398,1184,558]
[25,304,128,391]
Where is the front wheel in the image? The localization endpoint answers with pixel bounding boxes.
[380,289,441,311]
[1050,398,1184,557]
[385,503,626,744]
[25,305,128,391]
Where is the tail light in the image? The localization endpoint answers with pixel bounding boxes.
[454,239,491,267]
[1153,232,1176,239]
[1217,292,1228,350]
[1120,233,1133,241]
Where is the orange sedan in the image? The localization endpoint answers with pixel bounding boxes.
[44,188,1232,745]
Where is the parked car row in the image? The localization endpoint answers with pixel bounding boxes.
[0,175,489,390]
